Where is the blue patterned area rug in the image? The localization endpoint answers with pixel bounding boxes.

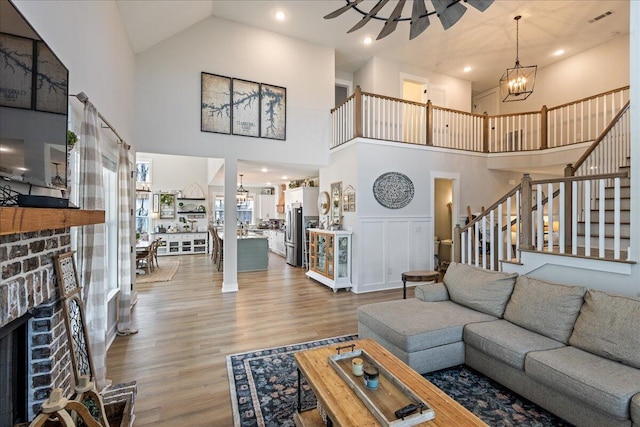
[226,335,573,427]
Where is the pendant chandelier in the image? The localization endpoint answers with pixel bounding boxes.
[236,174,248,202]
[324,0,495,41]
[499,15,537,102]
[51,162,65,188]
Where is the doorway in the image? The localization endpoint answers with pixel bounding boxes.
[431,173,459,269]
[335,78,353,107]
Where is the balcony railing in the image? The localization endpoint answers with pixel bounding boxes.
[331,86,630,153]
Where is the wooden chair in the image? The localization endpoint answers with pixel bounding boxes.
[210,227,224,271]
[135,243,153,275]
[209,226,217,261]
[150,238,160,270]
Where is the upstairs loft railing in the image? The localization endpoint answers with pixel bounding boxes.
[453,102,632,269]
[331,85,630,153]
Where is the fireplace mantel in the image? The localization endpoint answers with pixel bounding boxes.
[0,207,105,235]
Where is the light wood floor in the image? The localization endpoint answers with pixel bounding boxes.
[106,253,401,426]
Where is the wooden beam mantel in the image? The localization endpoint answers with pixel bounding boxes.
[0,207,105,235]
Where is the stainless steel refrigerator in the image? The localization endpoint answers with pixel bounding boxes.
[285,205,303,266]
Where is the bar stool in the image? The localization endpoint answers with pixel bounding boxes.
[401,270,440,299]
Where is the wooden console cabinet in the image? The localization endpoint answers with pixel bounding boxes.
[306,229,352,292]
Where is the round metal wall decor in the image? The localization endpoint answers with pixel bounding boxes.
[373,172,414,209]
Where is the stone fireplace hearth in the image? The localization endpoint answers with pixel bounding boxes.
[0,229,74,424]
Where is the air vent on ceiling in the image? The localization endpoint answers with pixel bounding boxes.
[589,11,613,23]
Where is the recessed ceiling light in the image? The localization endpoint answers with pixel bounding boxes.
[553,49,565,56]
[260,167,269,173]
[266,182,272,186]
[275,11,286,21]
[363,36,373,45]
[463,66,472,73]
[282,175,288,180]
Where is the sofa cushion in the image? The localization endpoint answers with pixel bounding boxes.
[464,319,565,370]
[526,346,640,419]
[569,290,640,369]
[357,299,496,353]
[503,276,586,344]
[631,393,640,425]
[415,282,449,302]
[443,262,517,317]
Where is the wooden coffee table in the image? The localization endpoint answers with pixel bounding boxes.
[294,338,487,426]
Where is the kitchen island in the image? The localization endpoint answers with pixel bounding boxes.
[219,232,269,272]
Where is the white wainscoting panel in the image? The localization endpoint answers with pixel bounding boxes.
[356,216,433,293]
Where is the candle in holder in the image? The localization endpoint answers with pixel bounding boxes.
[351,357,363,376]
[363,365,379,390]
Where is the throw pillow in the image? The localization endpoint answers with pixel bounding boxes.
[569,290,640,369]
[415,282,449,302]
[504,276,586,343]
[443,262,518,317]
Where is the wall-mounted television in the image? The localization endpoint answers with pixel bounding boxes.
[0,0,69,193]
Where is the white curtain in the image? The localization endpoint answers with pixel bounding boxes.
[117,144,135,333]
[76,101,108,390]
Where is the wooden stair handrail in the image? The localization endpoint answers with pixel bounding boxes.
[547,85,629,112]
[572,101,630,171]
[460,184,521,232]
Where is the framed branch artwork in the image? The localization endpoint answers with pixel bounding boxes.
[35,41,68,114]
[201,72,232,134]
[0,33,33,109]
[232,78,260,137]
[260,84,286,140]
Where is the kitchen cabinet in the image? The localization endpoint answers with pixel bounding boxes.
[258,194,276,220]
[154,232,209,256]
[265,230,286,257]
[306,229,352,292]
[284,187,319,217]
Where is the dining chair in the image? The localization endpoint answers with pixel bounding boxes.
[136,245,151,275]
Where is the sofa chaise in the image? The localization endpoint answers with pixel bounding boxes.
[357,262,640,427]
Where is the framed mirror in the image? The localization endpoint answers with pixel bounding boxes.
[318,191,330,215]
[330,182,342,227]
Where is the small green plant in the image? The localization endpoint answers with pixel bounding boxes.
[160,193,174,206]
[67,130,78,149]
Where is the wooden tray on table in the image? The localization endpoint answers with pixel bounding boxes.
[329,348,435,427]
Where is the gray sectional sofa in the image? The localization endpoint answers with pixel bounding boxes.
[357,262,640,427]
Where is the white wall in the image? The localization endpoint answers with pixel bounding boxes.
[141,152,208,196]
[354,57,472,111]
[15,0,135,144]
[486,35,630,115]
[134,15,334,167]
[322,140,517,293]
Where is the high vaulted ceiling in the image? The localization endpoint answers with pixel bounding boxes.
[116,0,629,94]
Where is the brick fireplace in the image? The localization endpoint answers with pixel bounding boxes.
[0,228,74,424]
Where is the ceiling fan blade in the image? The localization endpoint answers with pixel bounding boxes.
[376,0,407,40]
[464,0,494,12]
[324,0,365,19]
[347,0,390,33]
[431,0,467,30]
[409,0,431,40]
